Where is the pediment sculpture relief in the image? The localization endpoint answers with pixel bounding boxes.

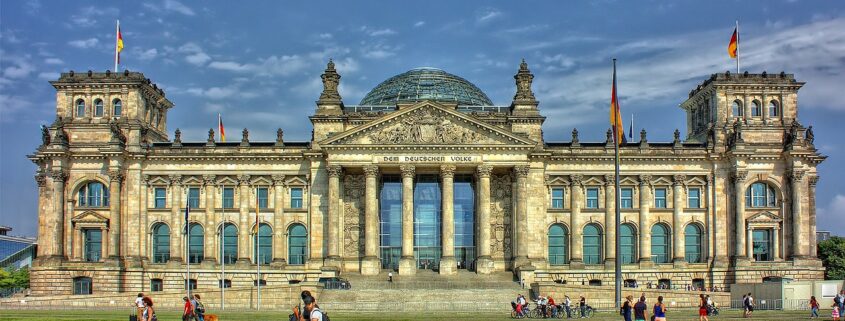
[370,109,496,145]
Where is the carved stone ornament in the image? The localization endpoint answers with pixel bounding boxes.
[319,59,341,101]
[241,128,249,143]
[638,174,652,186]
[673,174,687,186]
[789,169,806,182]
[41,124,50,146]
[142,174,151,186]
[50,170,66,182]
[363,165,379,178]
[605,129,614,144]
[326,165,343,178]
[569,174,584,186]
[207,128,215,143]
[400,165,415,178]
[109,119,126,144]
[271,174,286,186]
[732,170,748,183]
[35,172,47,187]
[108,170,124,183]
[513,165,530,178]
[276,128,284,145]
[342,174,365,256]
[237,174,251,186]
[490,174,513,257]
[808,175,820,187]
[571,128,580,145]
[370,108,495,145]
[604,174,615,186]
[440,165,456,179]
[513,59,536,101]
[476,165,493,178]
[170,174,183,186]
[640,129,648,143]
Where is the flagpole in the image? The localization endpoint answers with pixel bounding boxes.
[114,20,120,72]
[256,186,261,311]
[612,59,623,310]
[735,20,740,74]
[186,196,191,299]
[220,183,225,311]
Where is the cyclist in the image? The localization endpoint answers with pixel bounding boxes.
[579,296,587,318]
[563,295,572,319]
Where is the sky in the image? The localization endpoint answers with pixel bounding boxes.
[1,1,843,238]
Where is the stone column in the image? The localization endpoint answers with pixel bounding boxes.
[513,165,530,268]
[169,175,183,262]
[638,175,652,264]
[809,175,820,257]
[790,169,806,258]
[475,165,494,274]
[672,175,685,264]
[604,175,615,266]
[49,170,66,260]
[733,170,747,261]
[203,175,217,262]
[108,170,123,258]
[399,165,416,276]
[272,175,286,264]
[761,93,769,123]
[361,165,380,275]
[325,165,342,267]
[66,200,75,260]
[73,226,83,260]
[237,174,251,264]
[773,226,781,260]
[140,175,150,262]
[569,175,584,266]
[439,165,457,275]
[746,227,754,260]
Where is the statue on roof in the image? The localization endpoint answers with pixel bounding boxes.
[319,59,342,101]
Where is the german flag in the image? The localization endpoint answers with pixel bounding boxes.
[609,60,626,146]
[728,27,738,59]
[218,113,226,142]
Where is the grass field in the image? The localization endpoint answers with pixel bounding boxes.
[0,309,827,321]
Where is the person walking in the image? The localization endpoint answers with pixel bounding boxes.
[564,295,572,319]
[141,296,156,321]
[633,296,648,321]
[193,294,205,321]
[182,296,194,321]
[388,271,393,283]
[621,295,633,321]
[810,296,819,319]
[653,296,667,321]
[745,293,754,318]
[698,294,708,321]
[579,296,586,318]
[304,295,322,321]
[134,293,145,318]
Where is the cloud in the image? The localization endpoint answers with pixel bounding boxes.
[137,48,159,61]
[3,58,35,79]
[44,58,64,65]
[178,43,211,66]
[185,86,239,100]
[68,38,100,49]
[817,194,845,234]
[209,54,311,76]
[38,72,59,80]
[360,43,401,59]
[414,21,426,28]
[476,8,502,23]
[0,94,34,123]
[164,0,195,16]
[318,33,333,39]
[68,6,120,28]
[360,26,397,37]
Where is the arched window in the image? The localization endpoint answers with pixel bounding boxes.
[220,223,238,264]
[768,100,779,117]
[113,99,122,117]
[746,182,777,208]
[684,224,703,263]
[732,100,743,118]
[751,100,761,117]
[77,181,109,207]
[152,223,170,263]
[187,223,203,264]
[583,224,603,265]
[94,99,104,117]
[619,223,637,264]
[76,99,86,117]
[253,223,272,264]
[288,224,308,265]
[73,277,92,295]
[651,223,671,263]
[548,224,569,265]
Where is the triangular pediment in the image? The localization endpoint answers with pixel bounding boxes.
[747,211,782,223]
[72,211,109,224]
[321,101,535,147]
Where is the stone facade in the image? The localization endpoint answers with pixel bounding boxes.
[27,64,825,296]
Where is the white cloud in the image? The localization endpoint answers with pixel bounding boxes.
[476,8,502,23]
[361,43,400,59]
[68,38,100,49]
[178,43,211,66]
[38,72,59,80]
[319,33,333,39]
[208,54,310,76]
[0,94,34,123]
[360,26,397,37]
[44,58,64,65]
[414,21,426,28]
[164,0,195,16]
[185,86,238,100]
[3,59,34,79]
[137,48,159,61]
[67,6,120,29]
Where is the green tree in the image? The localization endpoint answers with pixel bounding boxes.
[0,267,30,289]
[818,236,845,280]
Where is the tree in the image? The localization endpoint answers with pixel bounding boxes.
[818,236,845,280]
[0,267,30,289]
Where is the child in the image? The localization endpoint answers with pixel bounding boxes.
[833,300,841,321]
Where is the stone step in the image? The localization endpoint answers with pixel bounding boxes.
[319,289,529,312]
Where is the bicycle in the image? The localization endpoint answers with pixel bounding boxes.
[574,305,595,318]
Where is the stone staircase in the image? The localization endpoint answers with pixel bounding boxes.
[319,270,528,312]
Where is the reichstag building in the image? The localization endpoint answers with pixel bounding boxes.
[29,60,825,295]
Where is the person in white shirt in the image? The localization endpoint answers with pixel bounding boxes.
[563,295,572,318]
[304,295,322,321]
[134,293,145,318]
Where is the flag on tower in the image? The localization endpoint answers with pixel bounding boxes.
[183,194,190,234]
[114,20,124,72]
[218,113,226,142]
[609,60,626,145]
[728,26,738,59]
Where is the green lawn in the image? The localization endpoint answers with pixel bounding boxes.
[0,309,825,321]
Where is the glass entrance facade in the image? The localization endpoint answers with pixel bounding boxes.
[379,175,402,270]
[453,175,475,270]
[414,174,441,269]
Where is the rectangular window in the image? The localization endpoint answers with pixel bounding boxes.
[73,277,92,295]
[185,279,197,290]
[84,229,102,262]
[688,188,701,208]
[620,188,633,209]
[290,187,303,209]
[654,188,667,208]
[187,187,200,209]
[222,188,234,208]
[752,229,773,261]
[550,187,564,209]
[154,188,167,208]
[585,188,599,209]
[150,279,163,292]
[257,187,269,209]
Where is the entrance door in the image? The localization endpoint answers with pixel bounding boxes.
[414,174,441,269]
[379,175,402,270]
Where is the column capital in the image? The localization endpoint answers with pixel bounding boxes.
[513,165,530,178]
[271,174,286,186]
[35,172,47,187]
[476,165,493,178]
[142,174,151,186]
[50,170,66,182]
[440,165,456,179]
[638,174,652,186]
[732,170,748,183]
[363,165,379,178]
[673,174,687,186]
[604,174,614,186]
[203,174,217,186]
[569,174,583,186]
[706,174,714,184]
[788,169,806,182]
[237,174,251,186]
[400,164,415,178]
[108,170,124,183]
[808,175,820,187]
[326,165,343,178]
[169,174,183,186]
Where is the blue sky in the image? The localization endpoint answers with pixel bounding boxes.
[1,1,843,237]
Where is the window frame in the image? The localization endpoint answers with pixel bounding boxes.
[256,187,269,209]
[288,224,308,265]
[187,187,201,209]
[654,188,667,208]
[687,187,701,208]
[550,187,565,209]
[651,223,671,264]
[582,224,603,265]
[187,223,204,264]
[222,187,235,209]
[78,181,110,208]
[684,224,703,263]
[620,187,633,209]
[76,99,86,118]
[94,98,104,117]
[290,187,304,209]
[152,223,170,264]
[150,279,163,292]
[73,277,93,295]
[619,223,637,264]
[112,99,122,117]
[84,228,102,262]
[768,100,779,117]
[585,187,599,209]
[548,224,569,265]
[220,223,238,264]
[153,187,167,208]
[253,223,272,264]
[746,182,777,208]
[752,229,773,262]
[751,100,762,117]
[732,100,743,118]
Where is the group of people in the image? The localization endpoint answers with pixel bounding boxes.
[133,293,157,321]
[291,290,326,321]
[821,290,845,320]
[510,293,589,319]
[619,294,666,321]
[133,292,205,321]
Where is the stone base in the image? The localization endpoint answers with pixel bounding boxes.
[673,258,687,268]
[513,255,531,269]
[360,256,381,275]
[638,258,654,268]
[476,256,495,274]
[324,256,342,269]
[398,256,416,276]
[732,256,752,267]
[569,259,585,269]
[438,256,457,275]
[604,258,616,269]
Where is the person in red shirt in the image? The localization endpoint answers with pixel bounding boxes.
[182,296,194,321]
[547,296,557,318]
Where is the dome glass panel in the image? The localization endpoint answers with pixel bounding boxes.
[359,67,493,106]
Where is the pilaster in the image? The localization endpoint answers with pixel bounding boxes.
[439,165,457,275]
[399,165,416,276]
[569,174,584,268]
[638,175,653,266]
[325,165,342,268]
[361,165,380,275]
[475,165,494,274]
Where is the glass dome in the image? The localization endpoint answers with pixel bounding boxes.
[359,67,493,106]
